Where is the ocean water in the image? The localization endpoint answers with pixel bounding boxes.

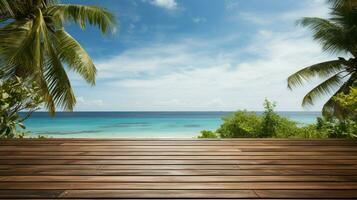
[23,111,321,138]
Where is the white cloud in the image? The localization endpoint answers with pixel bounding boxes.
[91,26,336,111]
[73,0,340,111]
[149,0,178,10]
[95,36,241,79]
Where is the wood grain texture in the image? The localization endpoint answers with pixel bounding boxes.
[0,139,356,199]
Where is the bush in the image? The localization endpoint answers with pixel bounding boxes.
[260,99,278,137]
[315,87,357,138]
[298,124,328,139]
[217,111,262,138]
[259,99,311,138]
[215,100,309,138]
[198,99,331,139]
[333,87,357,120]
[0,76,43,138]
[272,117,302,138]
[316,117,356,138]
[197,130,218,138]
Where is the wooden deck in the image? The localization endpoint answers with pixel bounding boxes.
[0,139,357,199]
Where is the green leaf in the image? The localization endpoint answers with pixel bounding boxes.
[288,60,345,89]
[45,4,117,34]
[302,73,343,106]
[53,30,96,85]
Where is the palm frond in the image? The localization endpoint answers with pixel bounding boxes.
[302,73,343,106]
[43,25,76,113]
[328,0,346,8]
[0,20,32,69]
[0,0,13,17]
[298,17,352,54]
[33,12,56,113]
[287,60,344,89]
[330,0,357,30]
[45,4,117,34]
[0,0,34,21]
[328,0,357,9]
[1,9,44,78]
[53,29,96,85]
[38,76,56,113]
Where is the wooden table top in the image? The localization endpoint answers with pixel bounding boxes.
[0,138,357,199]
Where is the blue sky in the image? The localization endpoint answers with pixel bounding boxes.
[62,0,335,111]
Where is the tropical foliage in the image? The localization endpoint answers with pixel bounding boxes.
[0,0,116,114]
[197,99,355,139]
[0,75,43,138]
[287,0,357,118]
[333,86,357,119]
[316,86,357,138]
[197,130,218,138]
[315,116,356,138]
[216,110,262,138]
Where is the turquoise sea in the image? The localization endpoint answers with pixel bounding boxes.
[23,112,321,138]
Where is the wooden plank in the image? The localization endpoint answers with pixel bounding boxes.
[1,159,357,165]
[1,151,356,156]
[236,164,357,169]
[2,155,357,160]
[58,189,258,198]
[0,164,240,170]
[2,164,356,170]
[0,190,64,198]
[3,175,357,182]
[1,169,356,176]
[1,182,357,190]
[1,164,245,170]
[255,190,357,198]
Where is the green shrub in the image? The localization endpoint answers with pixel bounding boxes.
[297,124,327,139]
[217,111,262,138]
[272,117,302,138]
[333,87,357,120]
[310,88,357,138]
[260,99,279,137]
[316,117,356,138]
[198,99,332,139]
[259,99,311,138]
[215,100,308,138]
[197,130,218,138]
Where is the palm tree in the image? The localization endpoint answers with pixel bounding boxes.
[0,0,116,113]
[287,0,357,117]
